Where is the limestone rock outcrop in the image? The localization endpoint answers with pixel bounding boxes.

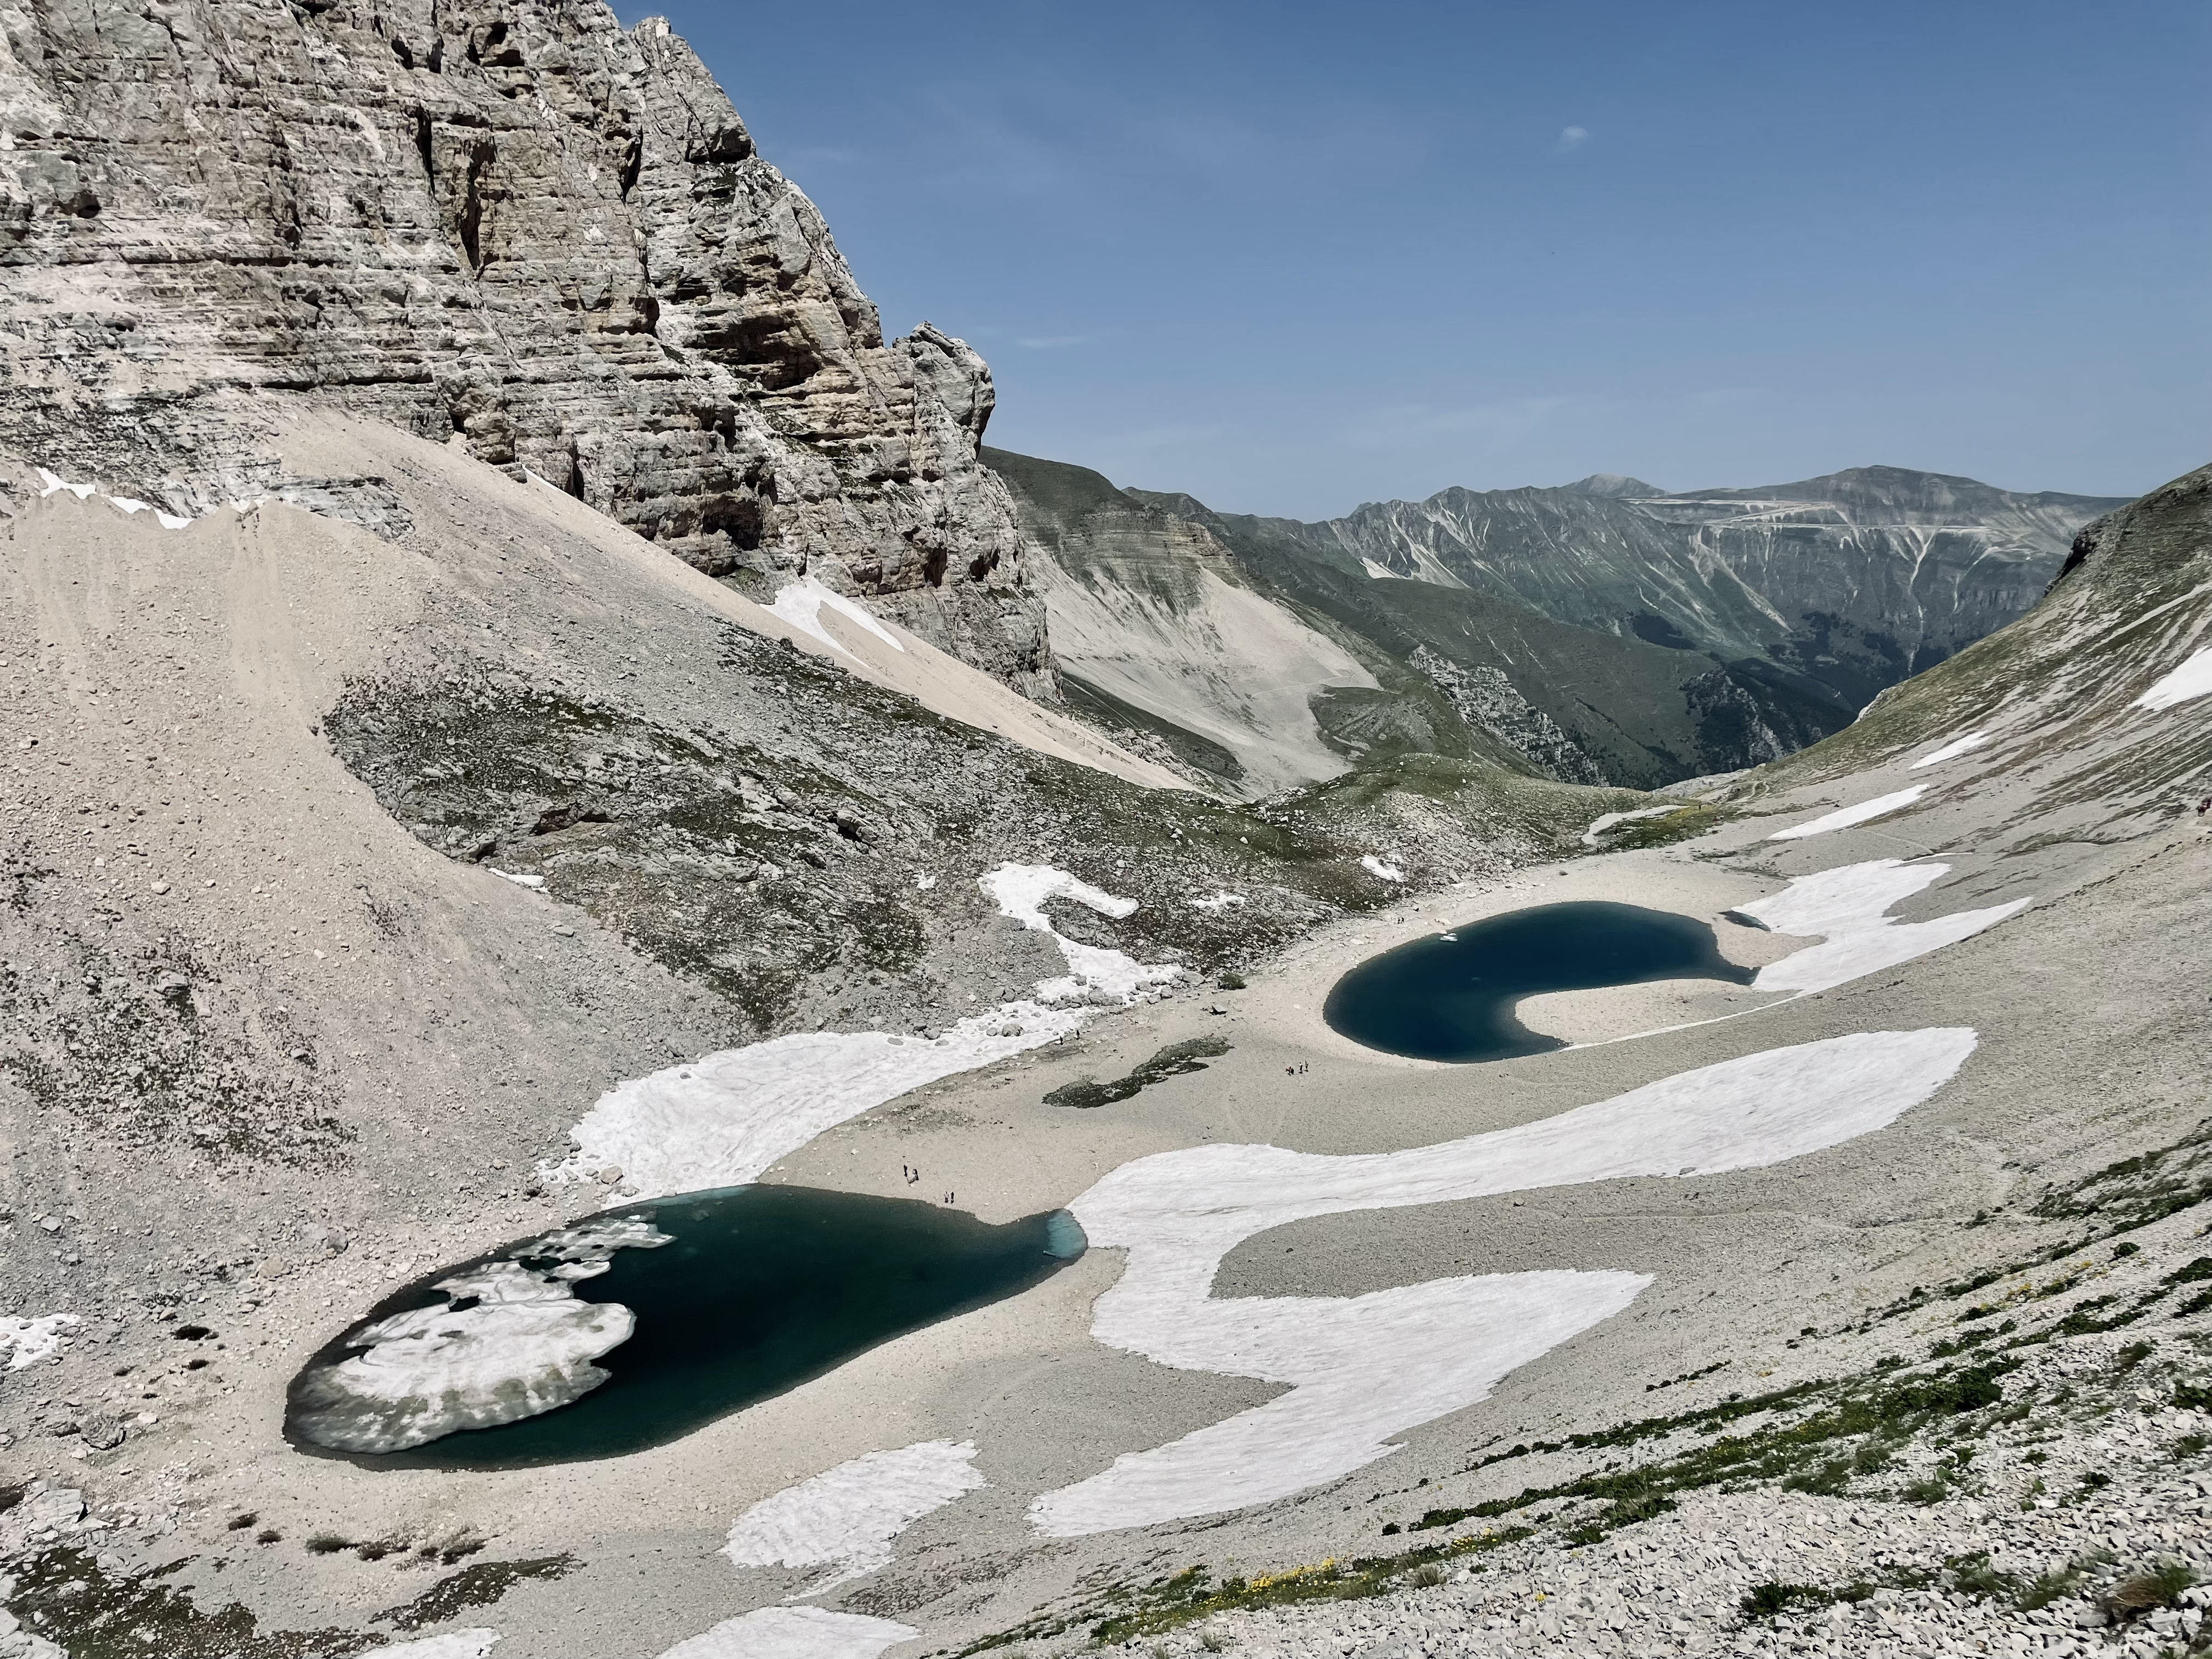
[0,0,1047,687]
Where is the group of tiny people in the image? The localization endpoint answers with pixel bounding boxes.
[900,1161,953,1205]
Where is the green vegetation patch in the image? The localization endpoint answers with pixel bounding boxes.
[2031,1119,2212,1237]
[326,628,1642,1041]
[1600,800,1739,850]
[376,1554,579,1629]
[1416,1362,2011,1547]
[5,1547,373,1659]
[967,1528,1534,1654]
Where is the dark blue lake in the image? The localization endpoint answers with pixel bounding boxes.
[1323,900,1752,1063]
[287,1186,1085,1468]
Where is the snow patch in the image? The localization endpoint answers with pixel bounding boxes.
[1189,891,1247,911]
[723,1439,985,1592]
[288,1217,670,1452]
[655,1607,917,1659]
[2132,644,2212,712]
[1358,557,1395,579]
[1581,804,1685,847]
[545,865,1174,1199]
[1360,855,1405,882]
[489,868,545,890]
[1029,1029,1977,1536]
[980,862,1177,1005]
[540,1012,1087,1199]
[1738,859,2031,995]
[915,872,936,890]
[368,1635,501,1659]
[1910,731,1989,769]
[768,579,906,661]
[1767,785,1927,840]
[0,1314,78,1370]
[36,466,191,529]
[980,862,1138,928]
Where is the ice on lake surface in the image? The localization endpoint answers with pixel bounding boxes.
[288,1187,1084,1466]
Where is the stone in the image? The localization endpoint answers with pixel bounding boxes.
[0,0,1052,691]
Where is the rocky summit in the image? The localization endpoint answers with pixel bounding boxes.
[0,0,1046,686]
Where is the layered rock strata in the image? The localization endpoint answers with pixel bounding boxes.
[0,0,1047,686]
[1151,467,2125,714]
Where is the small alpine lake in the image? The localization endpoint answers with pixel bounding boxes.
[1323,900,1754,1062]
[287,1185,1085,1468]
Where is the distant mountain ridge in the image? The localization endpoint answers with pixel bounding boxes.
[1562,472,1664,498]
[984,452,2123,793]
[1146,464,2125,717]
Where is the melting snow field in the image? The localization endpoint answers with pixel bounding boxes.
[767,579,907,661]
[1361,855,1406,882]
[545,865,1177,1199]
[1740,860,2032,995]
[1029,1030,1978,1537]
[289,1218,670,1453]
[2132,644,2212,712]
[1911,731,1989,769]
[369,1635,500,1659]
[979,864,1178,1003]
[723,1439,985,1592]
[0,1314,77,1371]
[1767,785,1927,840]
[36,466,194,529]
[545,1012,1087,1200]
[655,1607,917,1659]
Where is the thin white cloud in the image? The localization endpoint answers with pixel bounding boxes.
[1336,393,1620,448]
[1555,124,1590,152]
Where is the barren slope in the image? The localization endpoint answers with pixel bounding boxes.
[0,458,2201,1659]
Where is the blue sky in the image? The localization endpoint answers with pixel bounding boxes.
[627,1,2208,518]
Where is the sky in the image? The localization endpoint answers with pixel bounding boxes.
[625,1,2209,520]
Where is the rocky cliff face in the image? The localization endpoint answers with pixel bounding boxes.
[0,0,1048,686]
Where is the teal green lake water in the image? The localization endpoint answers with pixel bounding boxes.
[287,1186,1084,1467]
[1323,900,1753,1062]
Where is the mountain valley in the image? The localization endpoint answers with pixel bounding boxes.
[0,5,2204,1659]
